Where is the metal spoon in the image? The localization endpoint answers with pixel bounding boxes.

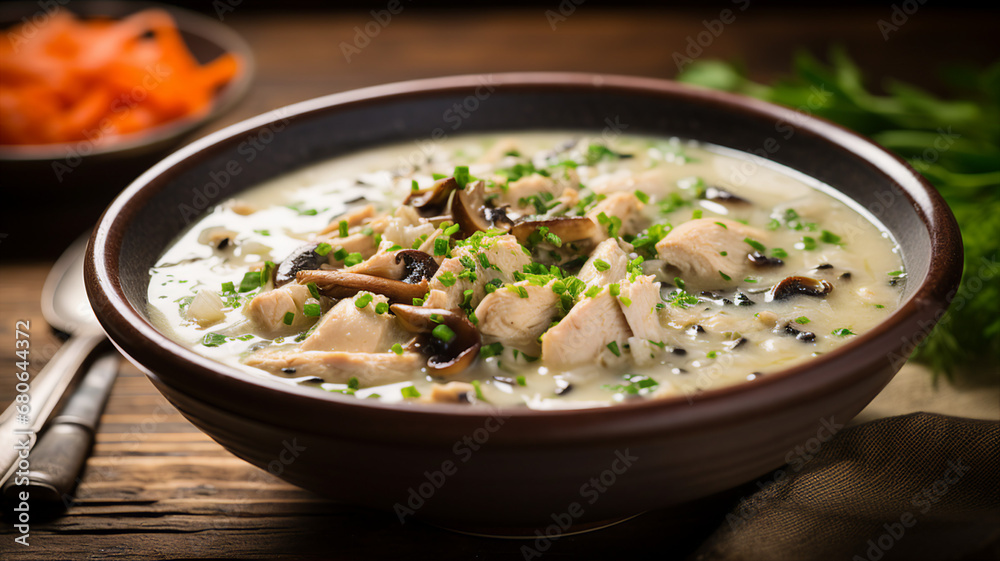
[0,235,115,495]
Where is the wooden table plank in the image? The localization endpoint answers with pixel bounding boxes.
[2,7,997,560]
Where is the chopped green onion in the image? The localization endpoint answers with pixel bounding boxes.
[719,270,732,281]
[239,271,262,292]
[391,343,404,355]
[432,324,456,343]
[744,237,766,252]
[315,242,333,256]
[303,303,322,317]
[355,293,373,308]
[344,252,363,267]
[307,282,321,300]
[594,259,610,272]
[282,312,294,325]
[375,302,389,314]
[832,328,855,336]
[401,386,421,399]
[795,316,811,324]
[338,220,349,238]
[480,342,504,358]
[634,190,650,204]
[607,341,621,357]
[221,281,235,293]
[201,333,228,347]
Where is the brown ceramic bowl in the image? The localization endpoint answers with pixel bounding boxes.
[85,73,962,529]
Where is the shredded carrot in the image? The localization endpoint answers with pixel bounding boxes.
[0,9,241,146]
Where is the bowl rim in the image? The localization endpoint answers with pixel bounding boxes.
[0,0,256,161]
[86,72,963,433]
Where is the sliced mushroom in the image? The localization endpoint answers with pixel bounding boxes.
[405,177,458,217]
[511,216,598,246]
[766,276,834,302]
[198,226,239,250]
[342,250,439,284]
[451,180,514,237]
[702,186,750,205]
[784,322,817,342]
[296,270,428,304]
[390,304,481,376]
[275,243,327,287]
[747,251,784,268]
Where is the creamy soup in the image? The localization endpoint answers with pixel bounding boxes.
[148,133,904,409]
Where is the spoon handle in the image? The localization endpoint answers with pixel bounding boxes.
[0,329,108,486]
[2,353,120,509]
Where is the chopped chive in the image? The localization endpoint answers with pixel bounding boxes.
[355,293,373,308]
[692,209,703,219]
[454,165,471,188]
[315,242,333,256]
[282,312,295,325]
[795,316,811,324]
[444,223,461,236]
[391,343,404,355]
[480,342,504,358]
[239,271,262,292]
[375,302,389,314]
[471,379,485,400]
[307,282,321,300]
[767,218,781,231]
[744,277,758,283]
[434,237,450,256]
[584,285,602,298]
[820,230,842,244]
[432,324,456,343]
[634,190,650,204]
[609,283,621,297]
[674,277,686,290]
[516,375,526,386]
[719,270,732,281]
[874,304,886,309]
[338,220,349,238]
[607,341,621,357]
[619,296,632,307]
[221,281,235,293]
[744,237,766,252]
[401,385,421,399]
[593,259,610,272]
[832,328,855,336]
[707,350,718,359]
[201,333,228,347]
[772,248,788,259]
[347,377,360,390]
[344,252,363,267]
[888,270,904,276]
[719,251,728,256]
[437,271,457,287]
[303,303,322,317]
[411,179,419,191]
[715,221,728,229]
[412,297,424,306]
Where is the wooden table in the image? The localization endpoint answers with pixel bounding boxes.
[2,8,997,560]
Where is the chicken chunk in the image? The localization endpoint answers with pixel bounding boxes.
[616,275,666,341]
[475,280,560,353]
[499,173,564,211]
[317,204,377,236]
[541,291,632,369]
[244,283,314,335]
[300,292,404,352]
[244,350,423,386]
[586,191,645,239]
[655,218,769,288]
[425,381,476,403]
[577,238,629,288]
[425,234,531,312]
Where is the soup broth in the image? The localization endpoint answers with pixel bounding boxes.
[148,133,904,409]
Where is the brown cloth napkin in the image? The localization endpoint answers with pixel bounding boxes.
[690,413,1000,561]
